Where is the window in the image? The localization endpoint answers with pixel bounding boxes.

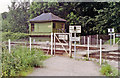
[61,24,64,30]
[31,23,34,32]
[53,23,56,28]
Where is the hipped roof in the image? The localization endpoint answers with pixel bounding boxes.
[29,13,66,23]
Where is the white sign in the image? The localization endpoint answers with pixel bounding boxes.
[58,35,68,40]
[108,33,114,35]
[108,28,114,33]
[76,26,81,33]
[69,26,74,33]
[71,37,80,41]
[69,26,81,33]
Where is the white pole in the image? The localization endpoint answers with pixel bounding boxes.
[69,33,72,57]
[79,36,80,44]
[100,39,102,65]
[97,34,98,46]
[74,32,76,59]
[51,33,53,56]
[30,37,31,51]
[110,32,112,45]
[87,37,89,59]
[8,39,11,53]
[54,33,55,55]
[113,33,115,45]
[84,36,85,45]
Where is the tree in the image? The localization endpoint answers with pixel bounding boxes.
[2,1,30,33]
[95,2,120,34]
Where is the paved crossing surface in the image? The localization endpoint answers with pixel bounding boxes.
[29,56,102,76]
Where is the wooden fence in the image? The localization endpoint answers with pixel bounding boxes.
[80,35,110,45]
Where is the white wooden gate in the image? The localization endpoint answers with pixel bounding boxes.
[51,33,72,57]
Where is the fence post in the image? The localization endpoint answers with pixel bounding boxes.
[84,36,85,45]
[113,33,115,45]
[79,36,80,44]
[97,34,98,46]
[54,33,55,55]
[30,37,31,51]
[8,39,11,53]
[110,32,112,45]
[87,37,89,59]
[100,39,102,65]
[51,33,53,56]
[89,36,91,45]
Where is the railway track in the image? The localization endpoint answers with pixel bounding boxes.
[6,41,100,55]
[83,50,120,61]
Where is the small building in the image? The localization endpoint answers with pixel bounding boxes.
[29,13,66,37]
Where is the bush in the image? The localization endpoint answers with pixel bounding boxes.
[100,63,118,76]
[2,46,49,76]
[2,32,29,41]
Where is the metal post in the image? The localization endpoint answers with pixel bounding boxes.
[51,33,53,56]
[30,37,31,51]
[84,36,85,45]
[100,39,102,65]
[8,39,11,53]
[74,32,76,59]
[54,33,55,55]
[113,33,115,45]
[87,37,89,59]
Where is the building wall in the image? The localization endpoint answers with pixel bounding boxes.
[53,22,65,33]
[29,22,52,35]
[29,21,65,35]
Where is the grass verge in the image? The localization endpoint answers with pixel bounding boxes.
[100,62,119,76]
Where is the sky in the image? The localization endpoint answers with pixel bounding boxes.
[0,0,11,13]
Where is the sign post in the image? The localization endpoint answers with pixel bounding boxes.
[74,32,76,59]
[69,25,81,59]
[108,28,114,45]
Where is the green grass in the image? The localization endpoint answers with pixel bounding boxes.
[17,67,34,76]
[100,62,119,76]
[2,45,50,77]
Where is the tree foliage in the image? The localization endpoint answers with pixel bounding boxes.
[2,1,30,33]
[1,2,120,35]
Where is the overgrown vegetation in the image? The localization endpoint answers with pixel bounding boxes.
[100,62,119,76]
[2,45,50,77]
[2,32,29,41]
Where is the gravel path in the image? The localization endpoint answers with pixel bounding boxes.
[29,56,102,76]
